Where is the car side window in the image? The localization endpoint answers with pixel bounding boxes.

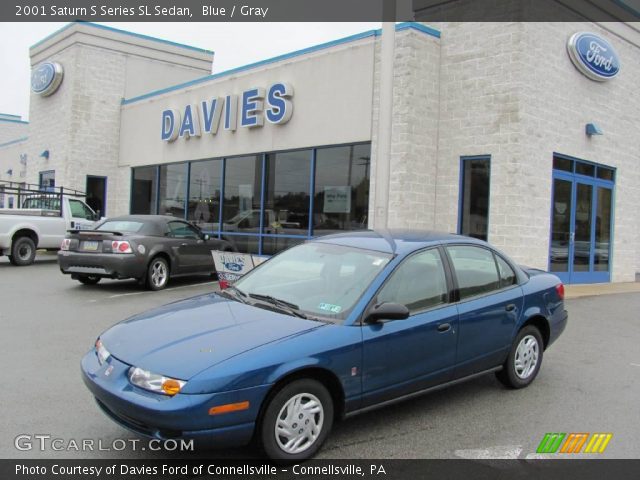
[376,249,448,314]
[69,199,94,219]
[495,254,517,288]
[447,245,501,300]
[168,221,200,239]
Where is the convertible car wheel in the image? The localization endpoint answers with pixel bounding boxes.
[496,325,543,389]
[146,257,169,291]
[259,379,333,461]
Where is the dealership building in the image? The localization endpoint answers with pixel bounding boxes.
[0,19,639,284]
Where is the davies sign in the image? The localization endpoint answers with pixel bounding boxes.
[161,82,293,142]
[567,32,620,82]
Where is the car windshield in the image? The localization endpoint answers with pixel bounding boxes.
[97,220,145,233]
[234,242,392,321]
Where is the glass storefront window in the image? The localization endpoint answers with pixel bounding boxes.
[222,155,263,235]
[314,144,370,234]
[130,142,371,255]
[188,159,222,231]
[158,163,187,217]
[131,166,157,214]
[459,156,491,241]
[264,150,311,236]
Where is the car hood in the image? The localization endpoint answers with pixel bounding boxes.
[100,293,324,380]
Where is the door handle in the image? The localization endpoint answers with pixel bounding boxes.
[437,323,451,333]
[505,304,516,312]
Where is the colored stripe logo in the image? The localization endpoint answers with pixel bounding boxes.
[537,433,612,454]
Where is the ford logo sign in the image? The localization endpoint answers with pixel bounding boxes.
[31,61,64,96]
[224,262,243,272]
[567,32,620,82]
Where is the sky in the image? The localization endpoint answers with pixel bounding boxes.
[0,22,380,120]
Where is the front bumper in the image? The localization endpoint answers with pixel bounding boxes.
[81,349,269,448]
[58,251,146,280]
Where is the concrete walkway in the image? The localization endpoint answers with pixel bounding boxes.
[565,281,640,299]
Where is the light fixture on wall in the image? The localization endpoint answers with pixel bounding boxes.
[585,123,603,136]
[40,150,50,159]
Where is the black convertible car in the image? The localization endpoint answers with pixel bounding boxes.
[57,215,233,290]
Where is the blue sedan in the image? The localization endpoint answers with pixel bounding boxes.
[82,230,567,461]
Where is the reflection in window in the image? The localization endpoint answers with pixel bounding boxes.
[447,245,500,299]
[377,249,448,313]
[220,234,261,255]
[261,236,306,256]
[131,166,157,214]
[594,187,612,272]
[264,150,311,236]
[314,144,370,233]
[188,159,222,231]
[158,163,187,217]
[222,155,262,234]
[459,157,490,241]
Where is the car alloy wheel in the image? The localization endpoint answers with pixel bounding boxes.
[514,335,539,379]
[275,392,324,455]
[259,378,333,461]
[147,257,169,291]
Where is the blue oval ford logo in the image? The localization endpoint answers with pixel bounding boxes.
[224,262,243,272]
[567,32,620,82]
[31,62,64,96]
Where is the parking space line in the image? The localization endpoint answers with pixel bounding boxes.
[103,281,218,300]
[631,363,640,367]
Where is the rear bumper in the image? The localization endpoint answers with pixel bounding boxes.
[548,308,568,348]
[58,251,146,279]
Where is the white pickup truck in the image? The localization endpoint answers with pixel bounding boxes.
[0,193,97,266]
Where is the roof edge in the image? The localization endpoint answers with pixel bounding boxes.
[121,22,440,106]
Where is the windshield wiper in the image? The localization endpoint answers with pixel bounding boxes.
[219,285,249,304]
[247,293,310,319]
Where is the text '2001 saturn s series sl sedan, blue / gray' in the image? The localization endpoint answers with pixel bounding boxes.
[81,230,567,461]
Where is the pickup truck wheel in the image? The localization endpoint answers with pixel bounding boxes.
[77,275,101,285]
[146,257,169,291]
[11,236,36,266]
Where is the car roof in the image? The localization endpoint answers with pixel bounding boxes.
[311,229,488,255]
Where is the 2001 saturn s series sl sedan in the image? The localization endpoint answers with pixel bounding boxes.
[82,230,567,461]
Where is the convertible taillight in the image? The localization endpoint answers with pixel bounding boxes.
[111,240,133,254]
[555,283,565,300]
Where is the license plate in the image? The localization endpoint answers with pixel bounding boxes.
[82,241,99,251]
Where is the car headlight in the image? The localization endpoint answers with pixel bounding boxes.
[95,339,111,365]
[128,367,186,396]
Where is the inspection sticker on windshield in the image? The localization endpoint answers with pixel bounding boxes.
[318,303,342,314]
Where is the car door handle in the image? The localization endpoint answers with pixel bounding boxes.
[437,323,451,333]
[505,304,516,312]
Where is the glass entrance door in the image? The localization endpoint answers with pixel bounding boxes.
[549,160,614,284]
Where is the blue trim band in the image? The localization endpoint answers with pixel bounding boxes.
[0,118,29,125]
[122,22,440,106]
[0,113,22,120]
[30,21,213,55]
[0,136,29,148]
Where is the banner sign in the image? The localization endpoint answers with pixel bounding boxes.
[211,250,266,287]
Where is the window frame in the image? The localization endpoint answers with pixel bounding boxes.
[360,246,455,324]
[443,244,521,303]
[458,155,491,241]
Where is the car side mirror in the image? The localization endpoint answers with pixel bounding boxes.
[364,302,410,323]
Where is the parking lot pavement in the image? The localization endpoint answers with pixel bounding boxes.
[2,254,639,459]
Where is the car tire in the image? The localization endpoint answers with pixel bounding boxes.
[259,379,333,462]
[77,275,101,285]
[146,257,170,291]
[11,236,37,266]
[496,325,544,389]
